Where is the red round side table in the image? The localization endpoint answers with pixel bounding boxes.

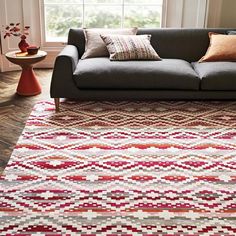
[5,50,47,96]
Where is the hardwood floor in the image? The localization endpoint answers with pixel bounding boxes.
[0,69,53,173]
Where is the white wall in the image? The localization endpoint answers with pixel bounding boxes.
[206,0,223,27]
[206,0,236,28]
[0,0,24,71]
[219,0,236,28]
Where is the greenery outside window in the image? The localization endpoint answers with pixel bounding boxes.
[43,0,163,42]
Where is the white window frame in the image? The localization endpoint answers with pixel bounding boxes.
[39,0,167,48]
[0,0,212,72]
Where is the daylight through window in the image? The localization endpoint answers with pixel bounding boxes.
[43,0,163,42]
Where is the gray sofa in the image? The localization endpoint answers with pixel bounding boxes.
[51,28,236,111]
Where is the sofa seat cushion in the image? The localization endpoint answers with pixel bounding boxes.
[192,62,236,90]
[73,58,200,90]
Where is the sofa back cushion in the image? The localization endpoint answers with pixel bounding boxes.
[68,28,236,62]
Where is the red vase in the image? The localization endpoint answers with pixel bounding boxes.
[18,39,29,52]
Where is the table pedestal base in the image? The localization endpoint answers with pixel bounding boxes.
[17,67,41,96]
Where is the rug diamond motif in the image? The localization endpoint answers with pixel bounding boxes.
[0,101,236,235]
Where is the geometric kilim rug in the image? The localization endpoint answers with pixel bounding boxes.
[0,101,236,235]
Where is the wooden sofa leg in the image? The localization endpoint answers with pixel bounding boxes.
[54,98,60,112]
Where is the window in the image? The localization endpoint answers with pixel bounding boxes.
[43,0,163,42]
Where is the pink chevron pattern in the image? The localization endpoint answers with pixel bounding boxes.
[0,101,236,235]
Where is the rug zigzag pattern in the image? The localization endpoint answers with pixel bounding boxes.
[0,101,236,235]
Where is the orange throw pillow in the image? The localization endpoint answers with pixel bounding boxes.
[199,34,236,62]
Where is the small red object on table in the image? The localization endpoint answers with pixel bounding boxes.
[5,50,47,96]
[27,46,40,55]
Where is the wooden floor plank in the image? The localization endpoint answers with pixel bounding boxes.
[0,69,53,173]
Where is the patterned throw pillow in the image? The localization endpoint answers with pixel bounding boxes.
[100,34,161,61]
[81,28,138,59]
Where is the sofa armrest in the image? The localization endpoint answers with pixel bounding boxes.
[50,45,80,98]
[58,45,79,71]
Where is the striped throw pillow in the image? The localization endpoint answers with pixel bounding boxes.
[100,34,161,61]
